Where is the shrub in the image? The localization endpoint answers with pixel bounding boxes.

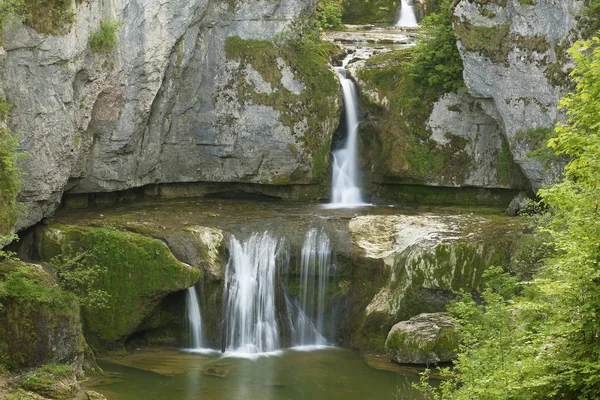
[89,20,122,53]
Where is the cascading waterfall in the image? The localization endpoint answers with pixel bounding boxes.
[396,0,419,27]
[330,56,368,208]
[186,285,204,349]
[221,228,336,355]
[223,232,280,354]
[291,228,335,347]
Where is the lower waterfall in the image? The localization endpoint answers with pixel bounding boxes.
[223,232,281,354]
[222,229,335,355]
[186,285,204,350]
[290,228,335,347]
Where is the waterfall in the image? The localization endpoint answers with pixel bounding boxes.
[329,56,367,208]
[396,0,419,27]
[291,228,335,347]
[186,285,203,349]
[223,232,280,354]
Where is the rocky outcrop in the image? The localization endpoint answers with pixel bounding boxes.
[385,312,457,364]
[1,0,339,231]
[454,0,583,191]
[345,212,518,351]
[348,51,529,198]
[40,225,200,351]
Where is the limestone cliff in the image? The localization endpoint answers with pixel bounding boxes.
[1,0,339,230]
[349,0,583,196]
[453,0,583,191]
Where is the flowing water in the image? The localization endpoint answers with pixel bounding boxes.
[185,286,203,350]
[223,232,281,355]
[396,0,419,27]
[290,228,335,346]
[88,348,430,400]
[330,55,368,208]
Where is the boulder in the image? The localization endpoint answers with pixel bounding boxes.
[40,225,200,351]
[385,312,458,364]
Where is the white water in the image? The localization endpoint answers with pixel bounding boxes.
[396,0,418,27]
[224,232,280,354]
[291,228,335,346]
[329,56,368,208]
[186,286,204,349]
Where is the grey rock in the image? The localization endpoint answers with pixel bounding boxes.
[1,0,335,231]
[506,191,532,216]
[385,312,458,364]
[454,0,583,191]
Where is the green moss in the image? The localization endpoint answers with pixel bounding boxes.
[518,0,536,4]
[224,35,339,185]
[454,22,511,64]
[18,363,76,399]
[516,34,550,57]
[0,263,81,369]
[341,0,400,25]
[40,225,200,351]
[469,0,507,6]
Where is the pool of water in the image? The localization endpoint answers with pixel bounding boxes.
[86,347,430,400]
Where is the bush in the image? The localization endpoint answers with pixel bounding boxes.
[89,20,122,53]
[314,0,343,31]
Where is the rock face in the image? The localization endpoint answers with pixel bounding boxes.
[454,0,582,191]
[345,212,516,351]
[385,312,458,364]
[348,52,529,198]
[1,0,339,231]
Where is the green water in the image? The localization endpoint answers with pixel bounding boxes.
[88,348,430,400]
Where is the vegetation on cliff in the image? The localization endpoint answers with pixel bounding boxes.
[0,99,22,236]
[224,27,339,185]
[419,34,600,399]
[357,1,472,184]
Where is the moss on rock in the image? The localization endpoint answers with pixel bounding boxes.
[341,0,400,25]
[385,312,458,364]
[224,35,340,185]
[40,225,200,352]
[0,262,82,370]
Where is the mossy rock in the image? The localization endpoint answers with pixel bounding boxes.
[342,0,400,24]
[385,312,458,364]
[0,262,82,370]
[40,225,200,352]
[18,364,78,399]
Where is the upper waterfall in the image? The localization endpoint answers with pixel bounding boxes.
[329,54,369,208]
[396,0,419,27]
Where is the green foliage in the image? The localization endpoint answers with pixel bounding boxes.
[341,0,399,25]
[0,0,23,31]
[579,0,600,39]
[410,2,464,93]
[418,35,600,400]
[356,1,470,184]
[314,0,343,31]
[89,20,122,53]
[51,253,110,310]
[0,99,23,235]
